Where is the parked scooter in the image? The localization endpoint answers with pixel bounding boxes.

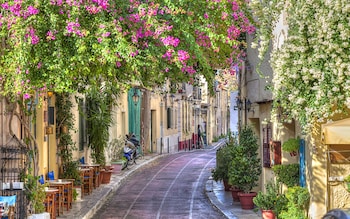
[122,133,142,170]
[126,133,142,159]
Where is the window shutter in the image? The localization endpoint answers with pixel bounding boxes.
[262,124,272,168]
[263,143,271,167]
[271,141,281,165]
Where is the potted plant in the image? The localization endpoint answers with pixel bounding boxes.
[86,87,114,166]
[212,143,234,191]
[25,173,50,219]
[228,125,262,209]
[272,164,299,187]
[253,181,287,219]
[279,186,310,219]
[282,138,300,156]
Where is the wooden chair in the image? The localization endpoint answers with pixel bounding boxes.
[0,195,16,219]
[83,168,93,195]
[47,171,55,180]
[64,179,75,209]
[44,189,57,219]
[48,184,64,216]
[93,166,101,189]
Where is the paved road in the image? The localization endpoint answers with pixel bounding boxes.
[93,149,226,219]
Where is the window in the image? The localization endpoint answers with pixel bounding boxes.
[167,107,172,129]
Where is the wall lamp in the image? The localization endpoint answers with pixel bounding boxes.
[234,97,242,110]
[246,99,252,112]
[132,88,139,105]
[170,94,175,107]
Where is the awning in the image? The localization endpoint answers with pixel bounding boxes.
[322,118,350,144]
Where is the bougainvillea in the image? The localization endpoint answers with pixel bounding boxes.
[0,0,255,102]
[250,0,350,131]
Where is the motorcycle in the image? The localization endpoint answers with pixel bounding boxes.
[122,134,141,170]
[126,133,142,159]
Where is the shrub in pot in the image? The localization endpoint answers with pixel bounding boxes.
[253,181,287,219]
[272,163,299,187]
[282,137,300,156]
[228,125,261,209]
[211,134,237,191]
[279,186,310,219]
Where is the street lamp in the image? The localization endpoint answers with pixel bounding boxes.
[132,88,139,105]
[234,97,242,110]
[246,99,252,112]
[170,94,175,107]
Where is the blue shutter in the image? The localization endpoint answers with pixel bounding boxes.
[299,139,306,187]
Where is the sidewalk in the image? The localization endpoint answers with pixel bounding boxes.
[57,143,261,219]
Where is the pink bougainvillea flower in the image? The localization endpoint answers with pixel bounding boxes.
[178,50,190,63]
[23,93,31,100]
[27,6,39,15]
[102,32,110,37]
[162,49,173,61]
[160,36,180,47]
[204,12,209,19]
[46,30,56,40]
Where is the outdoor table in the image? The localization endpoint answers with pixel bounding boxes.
[79,164,101,189]
[44,188,58,219]
[48,180,73,213]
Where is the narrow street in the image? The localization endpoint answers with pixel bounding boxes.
[93,148,226,219]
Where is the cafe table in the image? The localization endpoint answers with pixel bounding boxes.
[44,188,58,219]
[48,180,73,213]
[79,164,101,189]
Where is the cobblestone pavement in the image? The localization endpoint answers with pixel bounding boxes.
[57,141,261,219]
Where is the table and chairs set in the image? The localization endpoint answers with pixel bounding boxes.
[41,163,102,219]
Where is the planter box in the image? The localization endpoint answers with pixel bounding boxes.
[111,161,124,174]
[101,171,113,184]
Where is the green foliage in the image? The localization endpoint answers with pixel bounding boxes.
[56,93,81,185]
[279,186,310,219]
[272,164,299,187]
[0,1,255,104]
[282,138,300,152]
[212,139,237,182]
[228,126,261,193]
[24,170,46,214]
[73,188,78,201]
[253,181,287,217]
[61,160,82,186]
[250,0,350,131]
[86,86,115,165]
[344,175,350,183]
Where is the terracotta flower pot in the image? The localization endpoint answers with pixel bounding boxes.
[230,187,242,202]
[261,209,276,219]
[238,192,257,209]
[101,171,113,184]
[111,161,124,174]
[223,179,231,191]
